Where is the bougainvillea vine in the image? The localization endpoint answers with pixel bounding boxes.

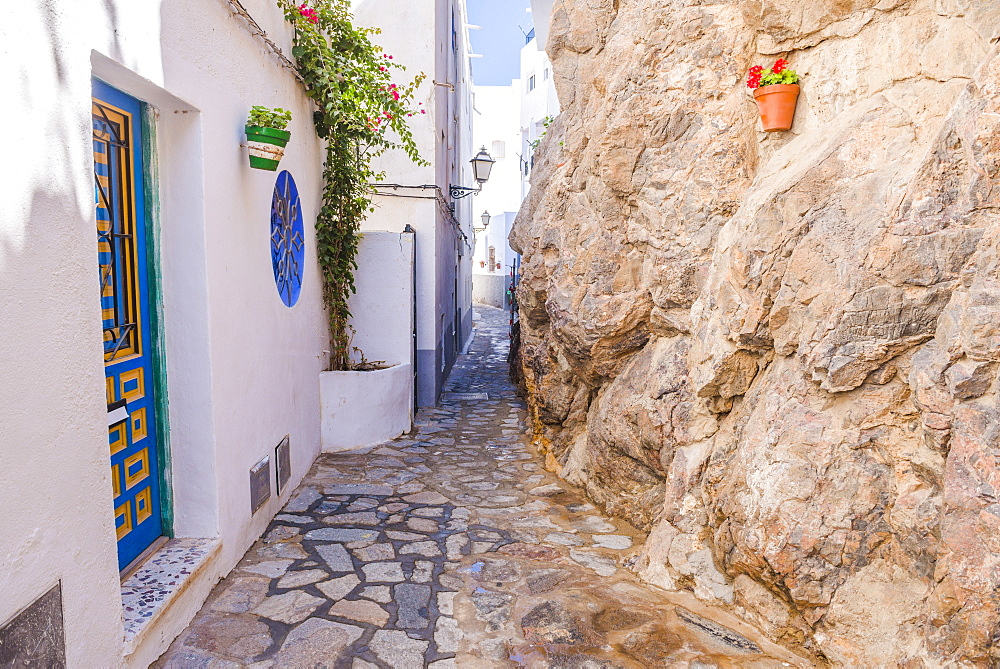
[277,0,426,370]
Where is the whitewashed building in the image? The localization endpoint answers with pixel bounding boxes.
[0,0,472,665]
[353,0,480,406]
[519,25,560,195]
[470,1,559,311]
[472,85,522,308]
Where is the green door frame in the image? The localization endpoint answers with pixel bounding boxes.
[140,103,174,538]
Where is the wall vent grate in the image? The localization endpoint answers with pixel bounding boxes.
[441,392,488,401]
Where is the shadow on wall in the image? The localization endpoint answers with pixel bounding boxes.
[1,0,138,267]
[1,5,112,273]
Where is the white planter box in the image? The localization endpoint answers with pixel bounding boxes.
[320,363,413,452]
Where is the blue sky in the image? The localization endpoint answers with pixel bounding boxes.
[467,0,533,86]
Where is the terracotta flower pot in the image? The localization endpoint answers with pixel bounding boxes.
[753,84,800,132]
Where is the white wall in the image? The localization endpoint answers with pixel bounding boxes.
[1,0,327,664]
[0,3,126,664]
[160,0,327,571]
[349,231,416,372]
[352,0,476,405]
[473,84,524,218]
[320,364,413,451]
[473,212,517,277]
[353,0,442,406]
[530,0,555,50]
[520,40,559,132]
[472,212,517,309]
[454,0,477,354]
[472,84,522,305]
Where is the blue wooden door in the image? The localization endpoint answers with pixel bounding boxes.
[92,80,164,571]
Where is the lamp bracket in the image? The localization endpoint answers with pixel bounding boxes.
[449,185,480,200]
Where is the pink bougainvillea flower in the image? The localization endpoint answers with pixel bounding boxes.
[297,3,318,23]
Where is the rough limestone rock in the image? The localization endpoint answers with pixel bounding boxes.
[512,0,1000,664]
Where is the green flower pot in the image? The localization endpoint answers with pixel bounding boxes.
[246,125,291,171]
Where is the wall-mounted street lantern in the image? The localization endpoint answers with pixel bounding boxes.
[450,147,496,199]
[475,210,490,232]
[471,146,496,183]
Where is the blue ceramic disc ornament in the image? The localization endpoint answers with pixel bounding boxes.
[270,170,305,307]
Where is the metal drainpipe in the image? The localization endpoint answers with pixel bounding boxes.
[404,224,417,415]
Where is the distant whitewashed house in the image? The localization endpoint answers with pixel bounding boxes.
[519,13,561,195]
[0,0,474,664]
[470,2,559,311]
[472,85,522,309]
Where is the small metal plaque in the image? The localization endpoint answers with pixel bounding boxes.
[275,436,291,496]
[107,398,128,427]
[0,583,66,668]
[441,392,489,401]
[249,456,271,514]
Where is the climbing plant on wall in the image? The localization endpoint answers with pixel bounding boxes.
[278,0,427,370]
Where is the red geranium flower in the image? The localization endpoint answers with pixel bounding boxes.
[745,59,798,89]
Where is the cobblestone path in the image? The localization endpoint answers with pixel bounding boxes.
[157,307,807,668]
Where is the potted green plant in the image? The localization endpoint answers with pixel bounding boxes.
[246,106,293,170]
[747,59,800,132]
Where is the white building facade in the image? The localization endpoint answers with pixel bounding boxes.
[470,3,559,311]
[519,28,560,196]
[471,85,522,309]
[353,0,478,406]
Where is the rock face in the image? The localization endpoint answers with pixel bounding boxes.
[511,0,1000,664]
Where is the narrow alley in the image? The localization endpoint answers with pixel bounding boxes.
[156,307,804,668]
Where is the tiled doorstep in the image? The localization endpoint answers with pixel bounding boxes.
[121,538,221,653]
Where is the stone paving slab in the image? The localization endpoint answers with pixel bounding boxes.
[155,307,810,668]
